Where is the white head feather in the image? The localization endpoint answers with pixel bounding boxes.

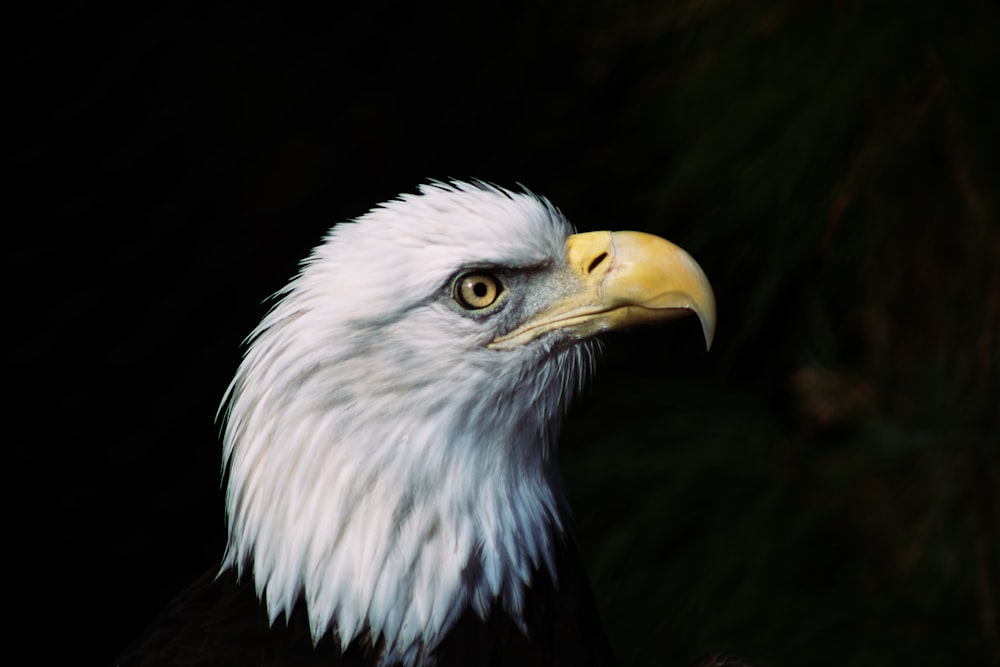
[220,181,597,665]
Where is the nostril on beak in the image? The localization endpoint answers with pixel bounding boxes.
[587,252,608,274]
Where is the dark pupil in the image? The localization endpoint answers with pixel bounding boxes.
[472,281,488,297]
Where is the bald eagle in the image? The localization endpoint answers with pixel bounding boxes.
[118,181,718,666]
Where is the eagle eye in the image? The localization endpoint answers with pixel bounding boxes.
[453,272,503,310]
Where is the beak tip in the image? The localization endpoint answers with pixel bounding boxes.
[693,301,717,351]
[701,317,716,351]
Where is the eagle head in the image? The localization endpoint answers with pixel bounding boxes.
[219,181,715,665]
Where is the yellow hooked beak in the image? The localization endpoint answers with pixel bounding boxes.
[489,231,716,350]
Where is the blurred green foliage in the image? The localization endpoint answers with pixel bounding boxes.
[554,1,1000,665]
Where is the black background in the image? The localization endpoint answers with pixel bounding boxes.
[9,2,1000,665]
